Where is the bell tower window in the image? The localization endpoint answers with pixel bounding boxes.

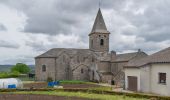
[91,40,93,48]
[100,39,104,46]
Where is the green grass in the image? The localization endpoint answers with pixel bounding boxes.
[59,80,94,84]
[6,91,148,100]
[19,77,35,81]
[89,86,112,91]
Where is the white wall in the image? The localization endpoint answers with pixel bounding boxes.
[140,65,151,93]
[125,63,170,96]
[124,68,141,91]
[150,63,170,96]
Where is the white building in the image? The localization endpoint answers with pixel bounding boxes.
[124,47,170,96]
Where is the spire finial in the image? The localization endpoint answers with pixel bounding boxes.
[99,0,101,8]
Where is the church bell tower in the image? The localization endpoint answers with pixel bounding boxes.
[89,8,110,52]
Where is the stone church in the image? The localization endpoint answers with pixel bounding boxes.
[35,8,147,85]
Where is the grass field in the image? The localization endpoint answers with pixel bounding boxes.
[59,80,94,84]
[6,91,148,100]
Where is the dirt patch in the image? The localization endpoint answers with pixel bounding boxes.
[24,82,47,89]
[0,94,92,100]
[24,82,101,89]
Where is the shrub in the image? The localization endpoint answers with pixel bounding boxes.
[0,71,20,78]
[11,63,30,74]
[9,71,20,78]
[47,77,53,82]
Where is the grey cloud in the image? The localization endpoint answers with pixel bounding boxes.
[1,0,114,35]
[1,0,170,54]
[2,55,34,65]
[116,0,170,42]
[0,40,20,49]
[25,40,47,52]
[0,23,7,31]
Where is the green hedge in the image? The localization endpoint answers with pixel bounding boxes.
[1,88,170,100]
[0,71,20,78]
[59,80,92,84]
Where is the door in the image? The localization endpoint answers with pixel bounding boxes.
[128,76,137,91]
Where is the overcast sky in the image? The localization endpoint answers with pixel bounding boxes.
[0,0,170,65]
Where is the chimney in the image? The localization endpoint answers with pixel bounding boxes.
[111,50,116,61]
[138,49,141,52]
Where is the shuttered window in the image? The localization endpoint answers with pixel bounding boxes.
[159,73,166,84]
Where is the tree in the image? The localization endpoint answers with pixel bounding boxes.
[11,63,30,74]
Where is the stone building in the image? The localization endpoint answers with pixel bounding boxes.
[35,8,147,85]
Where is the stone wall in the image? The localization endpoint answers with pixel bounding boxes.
[35,58,56,81]
[35,50,98,81]
[72,64,90,80]
[97,61,110,72]
[89,33,109,52]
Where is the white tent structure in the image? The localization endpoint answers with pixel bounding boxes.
[0,78,23,89]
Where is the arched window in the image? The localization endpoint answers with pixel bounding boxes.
[42,65,46,72]
[91,40,93,48]
[100,39,104,46]
[81,69,84,74]
[63,55,66,62]
[92,57,95,62]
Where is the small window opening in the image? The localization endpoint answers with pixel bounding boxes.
[159,73,166,84]
[42,65,46,72]
[81,69,84,74]
[100,39,104,45]
[91,40,93,48]
[92,57,94,62]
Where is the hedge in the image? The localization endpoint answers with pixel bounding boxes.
[0,88,170,100]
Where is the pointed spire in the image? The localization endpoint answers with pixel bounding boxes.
[91,8,109,34]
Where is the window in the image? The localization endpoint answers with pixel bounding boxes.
[63,55,66,62]
[91,40,93,48]
[42,65,46,72]
[100,39,104,45]
[159,73,166,84]
[92,57,94,62]
[77,56,80,63]
[81,69,84,74]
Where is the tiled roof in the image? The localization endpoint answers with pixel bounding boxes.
[35,48,93,58]
[114,52,139,62]
[126,47,170,67]
[113,51,147,62]
[90,8,109,34]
